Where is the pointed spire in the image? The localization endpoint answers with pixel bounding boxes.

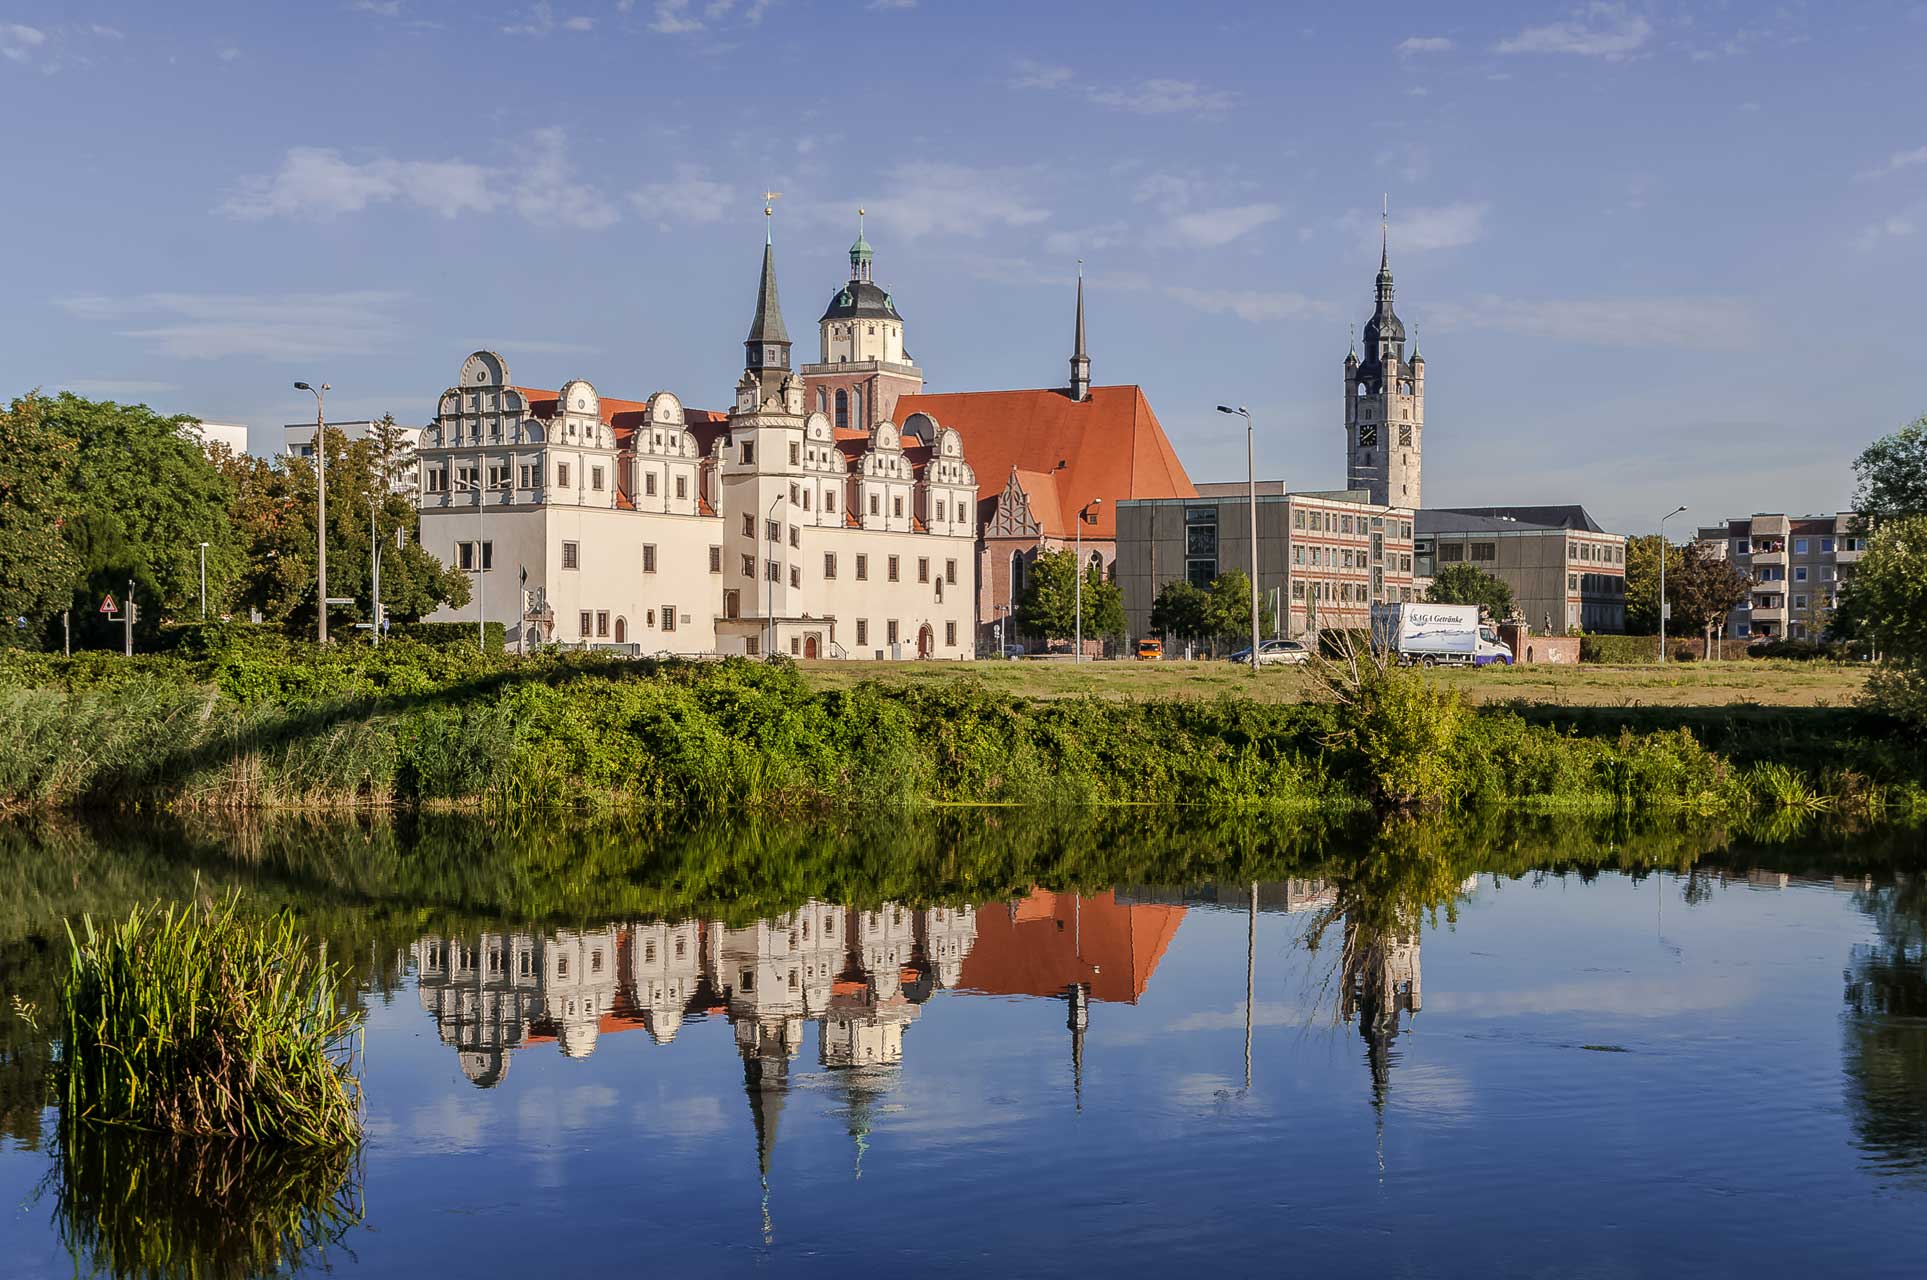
[1069,261,1091,403]
[744,227,791,379]
[850,206,873,283]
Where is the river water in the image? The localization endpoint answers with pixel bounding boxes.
[1,814,1924,1276]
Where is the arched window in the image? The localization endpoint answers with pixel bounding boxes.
[614,617,626,642]
[852,387,864,430]
[1010,552,1027,602]
[834,389,848,430]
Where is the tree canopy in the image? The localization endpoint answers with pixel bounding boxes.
[1622,533,1682,635]
[1150,579,1209,643]
[1016,549,1123,643]
[1853,416,1927,522]
[1425,563,1516,620]
[0,395,81,636]
[1667,543,1751,639]
[1850,514,1927,723]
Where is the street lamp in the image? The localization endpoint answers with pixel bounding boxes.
[1075,499,1101,662]
[1217,405,1262,673]
[294,381,330,644]
[452,474,487,652]
[198,541,209,621]
[1658,504,1687,663]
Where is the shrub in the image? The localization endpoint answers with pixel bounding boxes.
[60,893,361,1142]
[390,621,505,652]
[1320,658,1467,808]
[1580,634,1658,664]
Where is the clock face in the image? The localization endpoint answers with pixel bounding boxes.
[1359,423,1379,448]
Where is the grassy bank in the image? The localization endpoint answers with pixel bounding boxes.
[0,640,1918,819]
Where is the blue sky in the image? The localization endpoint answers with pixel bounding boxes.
[3,0,1923,535]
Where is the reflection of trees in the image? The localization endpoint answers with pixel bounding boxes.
[54,1127,362,1280]
[1844,875,1927,1182]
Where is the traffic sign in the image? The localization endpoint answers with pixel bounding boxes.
[99,595,116,614]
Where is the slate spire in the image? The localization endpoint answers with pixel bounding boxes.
[1069,261,1091,403]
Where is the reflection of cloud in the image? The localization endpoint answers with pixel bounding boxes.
[514,1083,622,1142]
[1166,1000,1314,1033]
[1428,974,1746,1018]
[406,1094,488,1153]
[1388,1062,1474,1120]
[1169,1072,1243,1107]
[633,1094,727,1138]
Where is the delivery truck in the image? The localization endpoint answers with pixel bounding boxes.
[1370,603,1514,667]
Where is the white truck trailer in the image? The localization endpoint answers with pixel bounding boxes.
[1370,602,1514,667]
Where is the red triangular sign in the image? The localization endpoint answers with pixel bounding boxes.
[100,594,117,614]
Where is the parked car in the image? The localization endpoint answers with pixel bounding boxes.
[1136,638,1164,661]
[1227,638,1312,666]
[1001,644,1026,659]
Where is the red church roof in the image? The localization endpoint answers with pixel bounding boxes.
[892,385,1196,540]
[957,889,1186,1005]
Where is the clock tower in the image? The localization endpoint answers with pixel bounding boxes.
[1345,219,1423,508]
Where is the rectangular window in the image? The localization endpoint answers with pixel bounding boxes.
[742,513,754,537]
[936,500,946,521]
[766,560,780,582]
[746,636,760,656]
[557,462,570,488]
[1293,546,1304,565]
[644,471,657,497]
[710,545,723,573]
[766,519,780,543]
[918,558,930,583]
[888,556,900,582]
[579,610,592,636]
[945,559,958,585]
[1341,515,1353,534]
[740,442,754,464]
[789,565,800,588]
[790,483,800,506]
[789,525,800,548]
[887,620,900,645]
[946,621,957,646]
[488,462,510,490]
[562,541,579,570]
[856,554,869,580]
[856,619,868,646]
[457,541,474,571]
[893,495,904,518]
[789,442,800,465]
[869,494,880,516]
[824,552,837,579]
[518,463,536,488]
[1187,524,1218,556]
[1794,537,1809,555]
[661,605,676,633]
[1821,537,1834,554]
[643,544,657,573]
[1794,566,1808,582]
[1293,510,1305,529]
[742,554,754,577]
[591,466,605,492]
[790,635,801,656]
[826,491,836,513]
[1822,565,1836,581]
[1439,543,1464,563]
[596,611,609,637]
[1470,542,1496,562]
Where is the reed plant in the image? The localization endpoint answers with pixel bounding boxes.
[59,892,361,1143]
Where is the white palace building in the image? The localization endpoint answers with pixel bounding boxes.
[417,226,979,659]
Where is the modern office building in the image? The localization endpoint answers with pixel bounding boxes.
[183,419,248,455]
[1415,506,1627,633]
[1694,512,1862,640]
[1116,487,1418,643]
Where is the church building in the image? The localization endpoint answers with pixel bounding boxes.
[1345,225,1425,509]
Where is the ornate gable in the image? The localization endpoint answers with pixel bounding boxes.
[987,467,1041,538]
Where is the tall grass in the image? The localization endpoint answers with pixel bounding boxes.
[60,892,362,1143]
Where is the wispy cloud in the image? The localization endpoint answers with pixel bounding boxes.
[1013,60,1235,116]
[219,129,617,229]
[807,161,1049,241]
[629,164,736,227]
[1426,294,1758,350]
[1043,221,1132,256]
[1858,145,1927,180]
[1854,214,1916,251]
[56,291,410,361]
[1166,285,1321,324]
[1132,173,1281,249]
[1,22,47,63]
[650,0,773,34]
[1348,201,1490,253]
[1396,35,1454,57]
[57,378,183,398]
[501,2,594,35]
[1168,203,1281,248]
[1496,2,1651,60]
[351,0,403,15]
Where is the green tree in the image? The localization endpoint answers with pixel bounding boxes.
[1202,569,1276,647]
[1150,579,1209,647]
[0,394,81,640]
[1667,543,1751,651]
[1853,416,1927,522]
[1849,515,1927,723]
[1424,563,1516,619]
[1016,549,1122,644]
[35,394,238,647]
[1622,533,1682,635]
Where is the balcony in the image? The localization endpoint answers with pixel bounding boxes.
[1750,547,1786,568]
[1835,545,1864,564]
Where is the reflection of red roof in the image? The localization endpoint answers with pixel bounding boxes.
[958,889,1185,1005]
[894,386,1196,540]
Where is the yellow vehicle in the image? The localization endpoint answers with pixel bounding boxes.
[1136,638,1164,661]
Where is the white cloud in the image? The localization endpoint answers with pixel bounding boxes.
[1168,203,1281,248]
[826,161,1049,240]
[1166,285,1321,324]
[89,23,124,38]
[650,0,704,32]
[1854,215,1916,250]
[1010,57,1073,90]
[869,0,917,8]
[1496,3,1652,60]
[352,1,403,15]
[1,22,46,62]
[501,2,595,35]
[56,291,410,361]
[1087,78,1235,115]
[1859,145,1927,180]
[1350,201,1489,253]
[218,46,242,62]
[220,129,616,229]
[630,164,736,226]
[1396,35,1454,56]
[57,378,183,397]
[651,0,772,33]
[1043,221,1132,256]
[1426,294,1758,350]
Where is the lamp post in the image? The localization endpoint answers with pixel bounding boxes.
[453,474,486,652]
[197,542,208,621]
[765,492,784,659]
[1658,504,1687,663]
[1217,406,1262,673]
[294,381,330,643]
[1075,499,1101,663]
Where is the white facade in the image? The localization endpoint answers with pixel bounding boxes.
[416,234,980,660]
[184,419,248,455]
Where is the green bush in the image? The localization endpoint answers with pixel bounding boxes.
[1580,634,1658,664]
[390,621,505,652]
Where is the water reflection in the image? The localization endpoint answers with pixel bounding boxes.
[1845,871,1927,1183]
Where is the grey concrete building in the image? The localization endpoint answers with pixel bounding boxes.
[1117,488,1417,644]
[1694,513,1862,641]
[1415,506,1627,634]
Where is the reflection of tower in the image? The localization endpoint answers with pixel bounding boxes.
[624,920,705,1044]
[414,930,541,1087]
[1065,981,1089,1111]
[538,927,622,1060]
[1340,920,1423,1109]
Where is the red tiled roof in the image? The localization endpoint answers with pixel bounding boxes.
[894,385,1196,540]
[958,889,1185,1005]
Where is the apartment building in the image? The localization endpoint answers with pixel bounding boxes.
[1415,506,1627,634]
[1694,513,1862,641]
[1116,487,1418,643]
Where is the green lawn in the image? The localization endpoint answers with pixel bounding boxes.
[797,657,1869,708]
